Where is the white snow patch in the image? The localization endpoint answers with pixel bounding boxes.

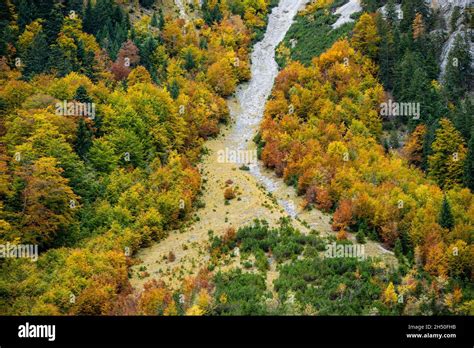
[332,0,362,29]
[175,0,188,20]
[378,3,402,20]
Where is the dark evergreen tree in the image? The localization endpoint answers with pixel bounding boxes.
[199,37,208,50]
[64,0,84,13]
[151,11,159,27]
[450,6,461,32]
[49,43,73,77]
[389,130,400,148]
[22,31,50,79]
[376,16,395,90]
[75,118,93,160]
[139,0,155,9]
[169,79,180,99]
[35,0,55,20]
[417,37,440,80]
[0,0,13,22]
[400,0,428,32]
[137,36,157,74]
[0,0,14,56]
[422,119,439,171]
[43,3,63,44]
[394,238,403,259]
[202,0,223,25]
[451,98,473,141]
[444,34,472,102]
[394,51,418,101]
[184,50,196,71]
[85,0,129,59]
[77,39,95,79]
[158,8,165,30]
[361,0,383,12]
[74,85,92,103]
[465,130,474,191]
[438,195,455,229]
[356,229,366,244]
[83,0,95,34]
[399,230,411,258]
[16,0,35,31]
[385,0,398,25]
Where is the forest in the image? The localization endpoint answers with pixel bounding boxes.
[0,0,472,316]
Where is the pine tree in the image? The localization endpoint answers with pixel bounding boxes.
[202,0,223,25]
[385,0,398,25]
[43,3,64,44]
[465,131,474,190]
[400,0,428,32]
[184,50,196,71]
[169,79,180,99]
[422,119,438,171]
[451,98,473,141]
[0,0,13,23]
[394,238,403,258]
[389,130,400,148]
[83,0,95,34]
[138,36,157,75]
[158,8,165,30]
[65,0,84,13]
[77,39,96,79]
[356,229,366,244]
[423,81,447,127]
[438,195,455,229]
[376,15,395,89]
[139,0,155,9]
[75,118,93,160]
[49,43,73,77]
[35,0,55,20]
[16,0,35,31]
[0,0,14,56]
[444,34,472,102]
[361,0,380,12]
[406,64,429,103]
[450,6,461,33]
[23,31,50,79]
[74,85,92,103]
[394,51,418,101]
[151,12,159,27]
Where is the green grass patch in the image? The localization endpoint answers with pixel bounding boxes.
[276,2,356,66]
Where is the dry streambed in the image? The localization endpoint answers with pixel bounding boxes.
[131,0,396,291]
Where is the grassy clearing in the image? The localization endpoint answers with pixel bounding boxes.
[277,0,358,66]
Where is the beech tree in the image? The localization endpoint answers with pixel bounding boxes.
[111,40,140,81]
[20,157,78,246]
